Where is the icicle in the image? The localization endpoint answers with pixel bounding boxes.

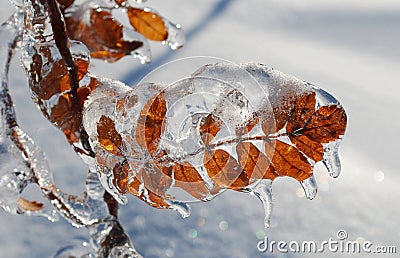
[250,180,274,229]
[167,199,191,218]
[300,175,318,200]
[323,140,342,178]
[0,10,59,222]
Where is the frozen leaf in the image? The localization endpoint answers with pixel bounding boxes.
[85,63,347,214]
[136,92,167,155]
[65,9,143,62]
[17,197,44,212]
[286,92,347,162]
[127,7,168,41]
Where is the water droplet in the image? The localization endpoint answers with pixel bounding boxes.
[300,175,318,200]
[250,180,274,228]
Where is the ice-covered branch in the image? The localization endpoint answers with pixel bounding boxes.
[0,2,142,257]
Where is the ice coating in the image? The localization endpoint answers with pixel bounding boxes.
[8,0,143,256]
[83,62,347,229]
[59,0,185,63]
[248,179,274,228]
[163,17,185,50]
[0,10,58,220]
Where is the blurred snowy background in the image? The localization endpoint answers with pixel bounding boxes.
[1,0,399,257]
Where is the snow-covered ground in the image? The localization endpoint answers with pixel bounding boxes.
[0,0,399,257]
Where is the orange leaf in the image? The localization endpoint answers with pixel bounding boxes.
[18,197,44,212]
[286,92,347,162]
[97,116,123,156]
[127,7,168,41]
[204,149,245,189]
[127,175,170,209]
[172,162,211,200]
[236,142,278,182]
[199,114,222,145]
[56,0,74,9]
[65,9,143,62]
[112,162,130,194]
[265,140,313,181]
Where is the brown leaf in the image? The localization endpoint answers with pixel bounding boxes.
[264,140,313,181]
[199,114,222,145]
[65,9,143,62]
[49,79,97,144]
[98,81,346,208]
[136,92,167,155]
[127,175,170,209]
[18,197,44,212]
[204,149,245,189]
[172,162,211,200]
[127,7,168,41]
[114,0,126,6]
[30,56,89,100]
[286,92,347,162]
[97,116,123,156]
[236,142,278,182]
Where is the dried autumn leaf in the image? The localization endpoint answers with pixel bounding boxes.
[27,46,95,145]
[263,140,313,181]
[127,7,168,41]
[112,162,128,194]
[136,92,167,155]
[65,9,143,62]
[127,175,170,209]
[97,116,123,156]
[18,197,44,212]
[172,162,212,200]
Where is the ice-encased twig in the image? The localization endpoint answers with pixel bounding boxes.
[0,1,142,257]
[0,10,57,219]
